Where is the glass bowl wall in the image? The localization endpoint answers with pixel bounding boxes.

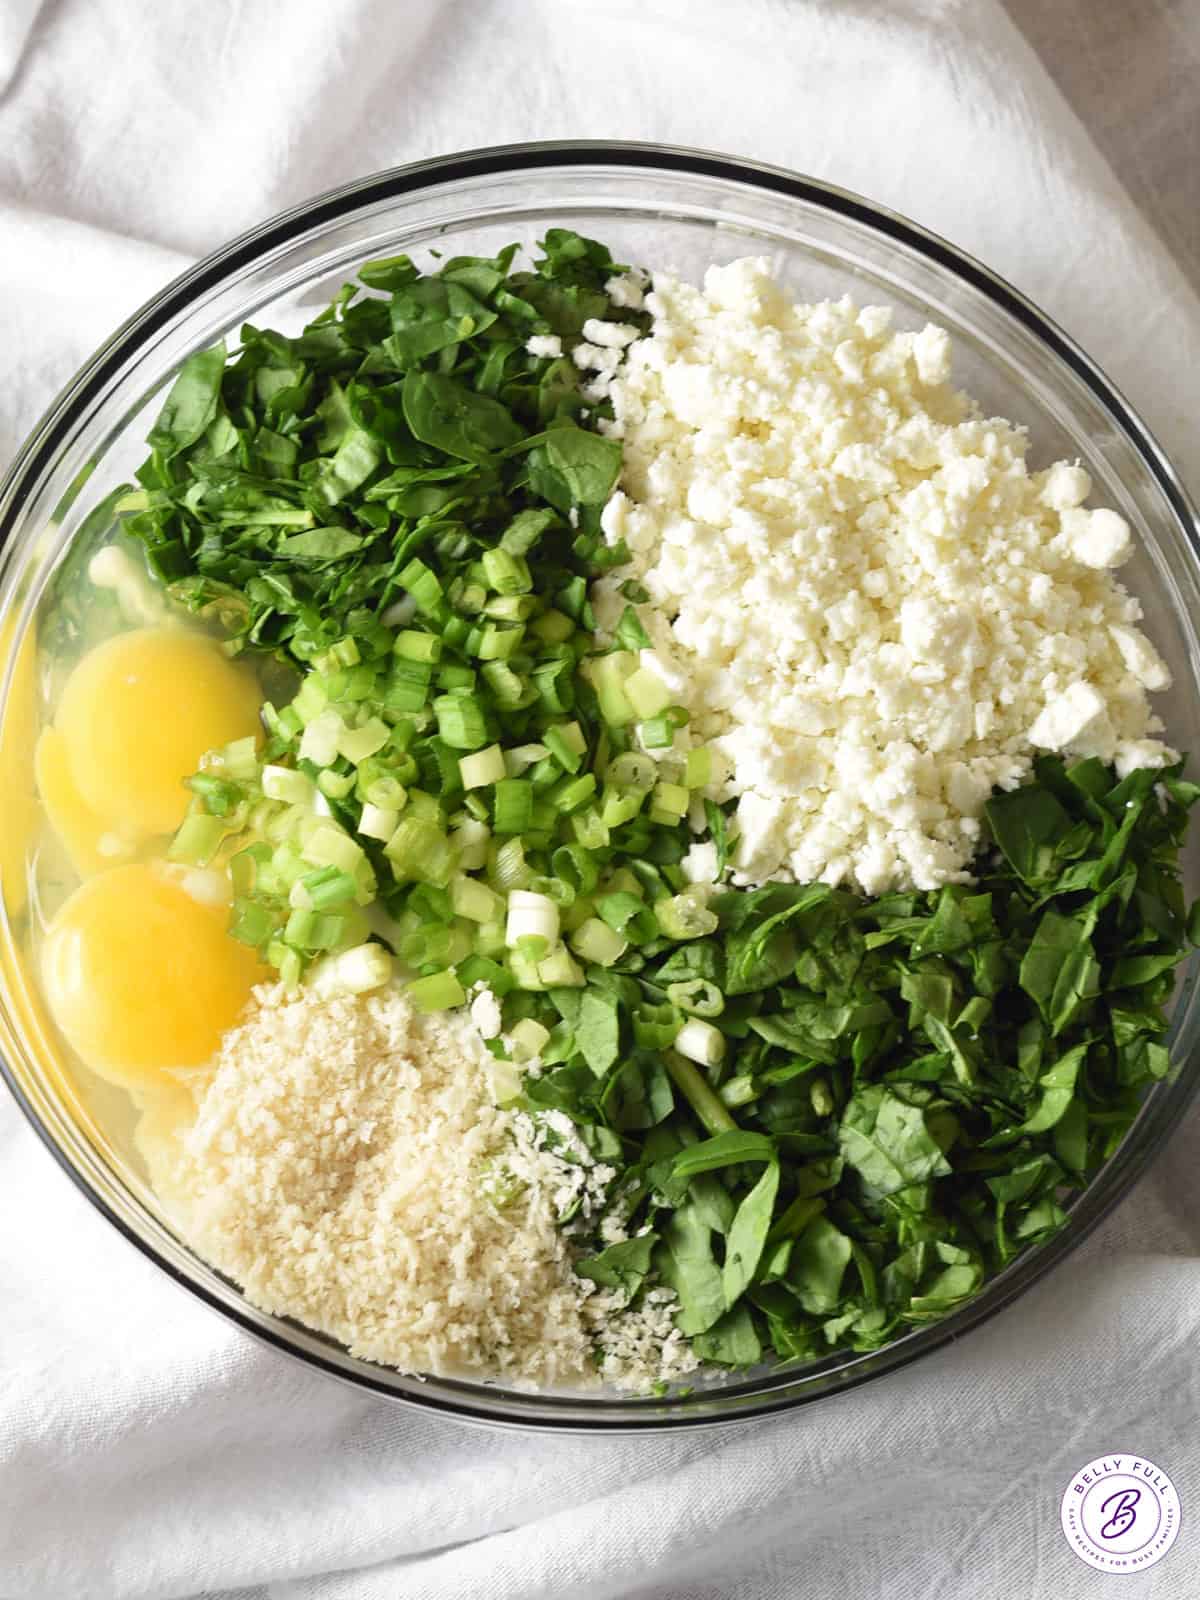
[2,143,1199,1430]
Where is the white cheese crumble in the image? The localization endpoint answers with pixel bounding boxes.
[525,333,563,359]
[600,256,1175,894]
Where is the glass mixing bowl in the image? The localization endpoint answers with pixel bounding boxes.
[2,142,1199,1431]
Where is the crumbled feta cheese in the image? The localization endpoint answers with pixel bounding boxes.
[581,318,641,348]
[1039,461,1092,510]
[469,985,503,1040]
[911,324,952,386]
[601,257,1174,893]
[1027,681,1112,754]
[1109,624,1170,691]
[525,334,563,359]
[1062,506,1133,569]
[572,341,621,374]
[681,840,720,885]
[605,271,647,310]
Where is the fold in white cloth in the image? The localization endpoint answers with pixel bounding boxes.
[1,4,1199,1598]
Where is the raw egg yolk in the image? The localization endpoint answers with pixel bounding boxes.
[55,627,262,839]
[41,863,266,1088]
[35,726,134,879]
[0,621,39,918]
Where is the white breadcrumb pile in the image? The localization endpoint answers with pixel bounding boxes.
[143,983,697,1392]
[596,256,1176,895]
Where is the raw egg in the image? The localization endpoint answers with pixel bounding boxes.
[0,621,39,917]
[54,627,262,839]
[35,726,134,879]
[41,862,266,1088]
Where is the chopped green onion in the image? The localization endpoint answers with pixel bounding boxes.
[398,557,447,619]
[474,918,507,958]
[596,891,657,944]
[317,768,356,801]
[437,662,477,691]
[363,774,407,810]
[460,744,506,789]
[312,942,394,997]
[667,978,725,1018]
[527,874,576,907]
[674,1018,727,1068]
[493,777,534,834]
[476,622,526,661]
[315,636,361,670]
[664,1049,737,1137]
[383,659,433,714]
[185,773,244,817]
[509,945,547,990]
[284,907,346,950]
[613,604,651,651]
[606,751,658,791]
[655,892,719,940]
[506,889,560,949]
[482,548,533,595]
[543,722,586,773]
[633,1001,681,1051]
[549,772,597,814]
[509,1018,551,1061]
[359,802,399,841]
[298,708,345,767]
[685,746,713,788]
[490,836,533,891]
[529,755,562,791]
[538,945,585,987]
[302,823,367,876]
[338,717,391,765]
[569,916,628,967]
[550,843,600,896]
[480,660,527,707]
[451,875,505,924]
[454,580,487,613]
[450,816,491,871]
[433,693,490,751]
[652,780,689,818]
[530,608,575,644]
[625,665,672,719]
[719,1075,758,1109]
[385,815,457,886]
[600,788,644,829]
[229,842,270,898]
[571,807,611,849]
[216,735,260,783]
[407,969,467,1013]
[503,743,549,776]
[586,651,637,725]
[811,1077,834,1117]
[406,789,444,822]
[168,812,227,867]
[456,954,512,995]
[296,865,358,912]
[292,676,329,725]
[482,593,540,622]
[394,630,442,663]
[532,658,574,713]
[262,765,317,806]
[639,715,676,749]
[230,898,275,947]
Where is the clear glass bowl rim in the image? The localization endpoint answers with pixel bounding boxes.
[2,139,1199,1433]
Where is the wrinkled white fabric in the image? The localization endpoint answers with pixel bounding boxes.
[1,4,1199,1598]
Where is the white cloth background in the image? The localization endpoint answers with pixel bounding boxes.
[1,3,1199,1597]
